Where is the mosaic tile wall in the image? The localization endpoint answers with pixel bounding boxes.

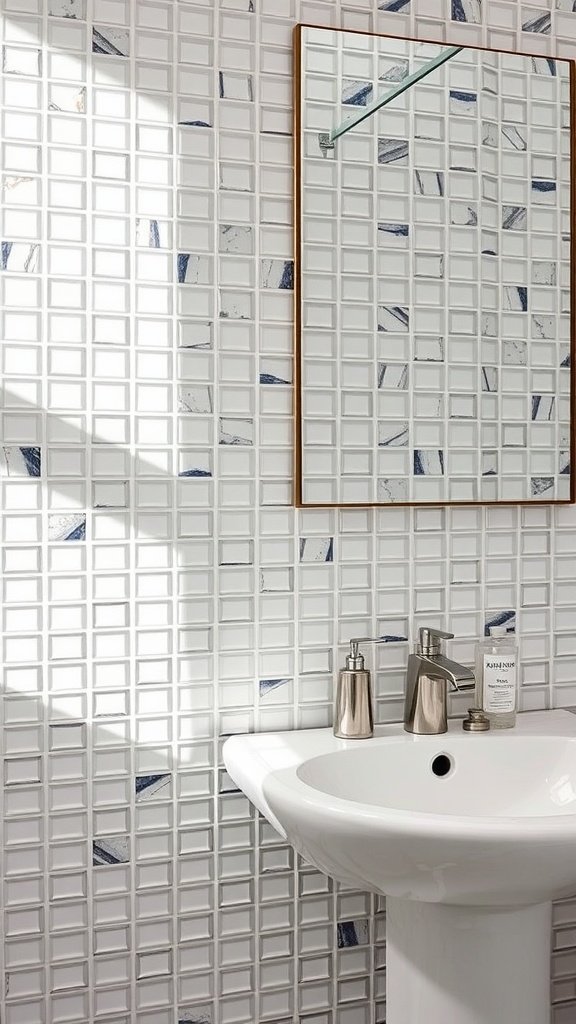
[299,27,572,504]
[0,1,576,1022]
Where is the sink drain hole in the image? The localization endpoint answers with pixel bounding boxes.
[431,753,453,778]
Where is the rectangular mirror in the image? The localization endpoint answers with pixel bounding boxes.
[294,26,575,506]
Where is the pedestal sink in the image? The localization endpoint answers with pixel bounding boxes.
[223,709,576,1024]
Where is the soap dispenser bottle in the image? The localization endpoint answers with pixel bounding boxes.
[475,626,518,729]
[334,637,383,739]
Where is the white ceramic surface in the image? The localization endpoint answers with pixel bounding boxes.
[223,709,576,906]
[224,709,576,1022]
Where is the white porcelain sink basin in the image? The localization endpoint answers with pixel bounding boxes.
[224,709,576,1024]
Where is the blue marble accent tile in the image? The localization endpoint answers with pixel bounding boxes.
[531,57,557,75]
[177,253,190,283]
[342,80,373,106]
[414,450,444,476]
[93,837,130,866]
[179,468,211,478]
[377,363,408,390]
[379,633,408,642]
[219,417,254,446]
[500,203,528,230]
[532,315,555,339]
[522,11,551,33]
[259,372,290,384]
[219,224,253,254]
[378,422,409,447]
[299,538,334,563]
[414,170,444,196]
[136,218,162,248]
[178,254,208,285]
[481,451,498,476]
[337,920,370,948]
[135,774,171,801]
[532,395,556,420]
[178,386,213,414]
[531,476,555,495]
[3,240,15,267]
[449,90,477,114]
[92,26,129,56]
[1,446,41,476]
[219,72,253,101]
[484,611,515,636]
[377,478,408,503]
[1,241,40,272]
[560,346,571,368]
[378,138,409,165]
[452,0,482,21]
[503,340,527,365]
[48,513,86,541]
[261,259,294,289]
[532,179,556,197]
[378,0,411,10]
[560,452,571,475]
[481,367,498,392]
[259,678,289,697]
[378,222,409,241]
[504,286,528,312]
[377,305,409,332]
[178,119,212,127]
[501,125,527,151]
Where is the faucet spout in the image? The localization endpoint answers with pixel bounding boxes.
[419,653,476,692]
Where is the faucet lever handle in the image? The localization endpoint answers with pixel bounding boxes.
[418,627,454,656]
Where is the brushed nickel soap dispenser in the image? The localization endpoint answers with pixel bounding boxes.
[334,637,384,739]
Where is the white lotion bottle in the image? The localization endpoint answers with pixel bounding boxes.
[475,626,518,729]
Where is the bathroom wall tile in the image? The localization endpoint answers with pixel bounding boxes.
[0,1,575,1022]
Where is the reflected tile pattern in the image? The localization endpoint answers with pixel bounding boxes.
[300,29,571,506]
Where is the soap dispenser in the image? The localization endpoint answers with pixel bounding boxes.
[475,625,518,730]
[334,637,383,739]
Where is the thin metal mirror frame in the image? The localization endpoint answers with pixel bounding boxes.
[293,23,576,508]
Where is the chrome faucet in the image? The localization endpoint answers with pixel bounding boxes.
[404,627,476,735]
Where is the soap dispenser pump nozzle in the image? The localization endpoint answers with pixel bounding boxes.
[345,639,366,672]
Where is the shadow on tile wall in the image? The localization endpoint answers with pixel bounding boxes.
[2,1,576,1023]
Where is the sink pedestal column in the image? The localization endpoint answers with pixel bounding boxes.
[386,897,552,1024]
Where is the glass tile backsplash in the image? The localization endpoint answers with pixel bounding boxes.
[0,1,575,1023]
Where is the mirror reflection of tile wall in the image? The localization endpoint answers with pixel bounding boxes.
[297,28,573,506]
